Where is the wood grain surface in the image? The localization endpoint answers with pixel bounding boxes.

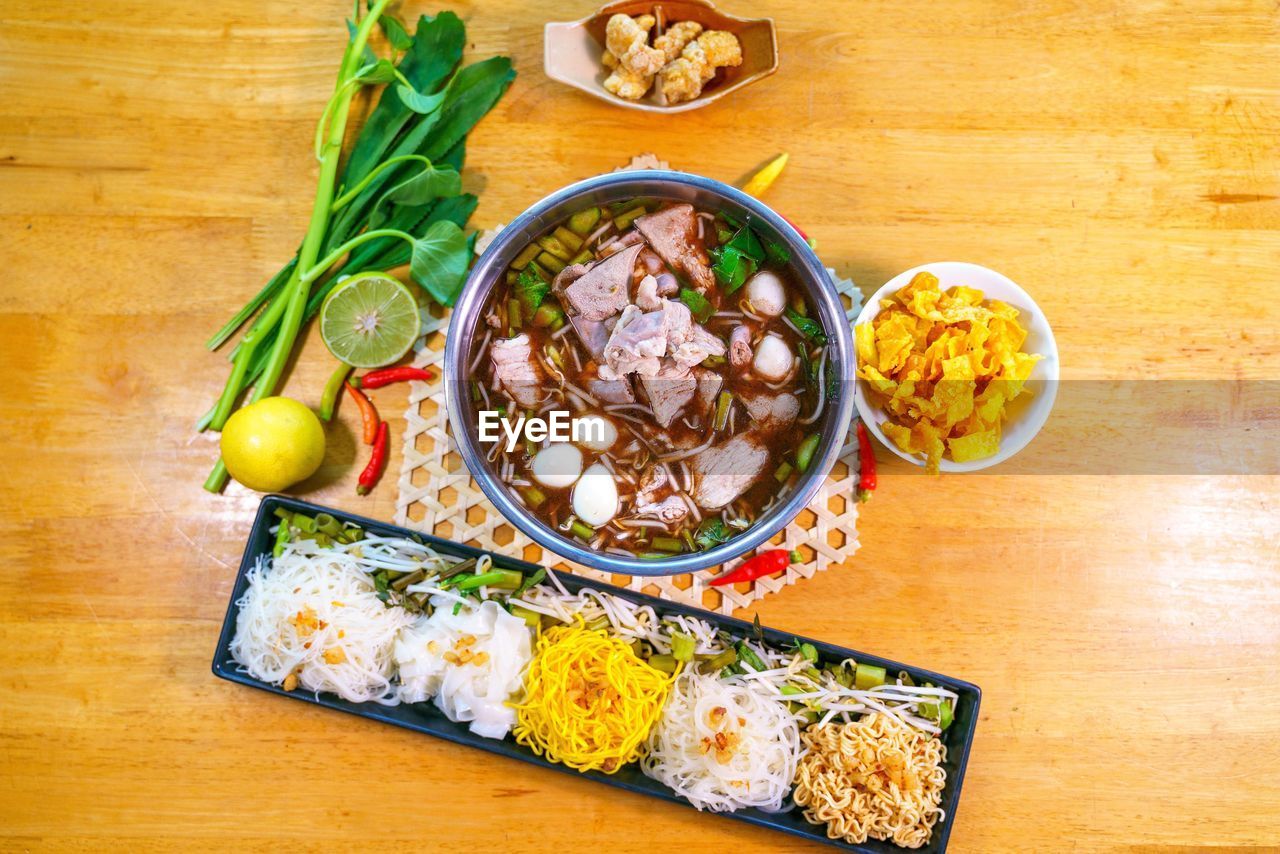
[2,0,1278,851]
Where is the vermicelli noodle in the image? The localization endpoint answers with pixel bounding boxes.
[792,714,947,849]
[230,545,417,704]
[641,668,801,812]
[512,623,678,773]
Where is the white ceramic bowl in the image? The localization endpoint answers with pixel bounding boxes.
[852,261,1059,473]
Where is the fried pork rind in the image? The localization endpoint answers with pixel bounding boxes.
[653,20,703,62]
[602,13,663,100]
[856,271,1043,472]
[658,29,743,103]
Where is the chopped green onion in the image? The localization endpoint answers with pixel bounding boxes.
[292,514,317,534]
[272,522,291,557]
[796,433,821,473]
[737,643,767,672]
[567,206,602,236]
[569,520,595,541]
[314,513,342,537]
[520,485,547,508]
[513,567,546,598]
[670,632,696,662]
[713,390,733,431]
[650,536,684,554]
[454,569,524,592]
[507,298,522,332]
[774,461,794,483]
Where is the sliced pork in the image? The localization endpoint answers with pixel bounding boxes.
[489,334,546,408]
[689,432,771,509]
[639,360,697,428]
[741,391,800,433]
[634,204,715,291]
[561,243,644,321]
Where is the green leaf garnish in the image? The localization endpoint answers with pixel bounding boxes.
[786,307,828,345]
[411,219,470,305]
[679,287,715,323]
[514,268,550,312]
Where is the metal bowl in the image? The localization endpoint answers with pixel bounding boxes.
[443,170,855,576]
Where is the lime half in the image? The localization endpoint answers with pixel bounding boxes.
[319,273,421,368]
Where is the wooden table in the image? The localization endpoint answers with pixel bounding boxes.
[3,0,1277,850]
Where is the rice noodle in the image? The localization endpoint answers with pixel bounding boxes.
[551,323,574,340]
[642,668,801,813]
[230,542,418,705]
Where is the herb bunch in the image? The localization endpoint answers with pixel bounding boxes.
[199,6,513,491]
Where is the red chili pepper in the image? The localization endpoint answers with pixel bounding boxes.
[856,420,877,502]
[709,549,795,587]
[355,366,434,389]
[346,381,379,445]
[357,421,390,496]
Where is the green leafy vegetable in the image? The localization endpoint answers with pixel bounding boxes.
[198,5,512,491]
[763,237,791,265]
[514,268,550,312]
[710,246,754,292]
[725,224,765,262]
[786,307,828,345]
[694,518,732,550]
[679,287,714,323]
[411,220,470,305]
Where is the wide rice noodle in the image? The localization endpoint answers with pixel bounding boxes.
[512,623,677,774]
[641,668,801,812]
[230,545,416,704]
[792,713,947,849]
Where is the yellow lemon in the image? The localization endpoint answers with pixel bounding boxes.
[221,397,325,492]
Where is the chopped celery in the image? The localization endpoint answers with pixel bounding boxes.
[570,248,594,265]
[532,303,565,328]
[553,226,583,253]
[511,242,542,270]
[854,662,887,690]
[507,299,522,332]
[705,648,738,671]
[509,604,542,628]
[796,433,821,473]
[569,520,595,540]
[799,642,819,664]
[648,654,679,674]
[613,204,647,230]
[568,206,601,236]
[537,234,572,262]
[670,632,696,662]
[536,251,566,275]
[774,461,794,483]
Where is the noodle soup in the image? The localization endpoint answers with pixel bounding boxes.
[464,198,832,559]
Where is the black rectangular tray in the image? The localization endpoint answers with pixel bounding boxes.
[213,495,980,852]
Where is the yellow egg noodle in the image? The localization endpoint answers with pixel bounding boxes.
[232,523,961,848]
[512,623,679,773]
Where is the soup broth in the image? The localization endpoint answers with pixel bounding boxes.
[467,199,830,558]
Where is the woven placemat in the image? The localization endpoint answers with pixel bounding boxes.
[393,163,864,616]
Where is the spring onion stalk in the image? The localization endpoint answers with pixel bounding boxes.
[454,569,523,591]
[203,1,393,492]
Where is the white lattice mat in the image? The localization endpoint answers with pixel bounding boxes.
[393,163,864,616]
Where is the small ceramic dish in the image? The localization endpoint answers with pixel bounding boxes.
[853,262,1060,473]
[544,0,778,113]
